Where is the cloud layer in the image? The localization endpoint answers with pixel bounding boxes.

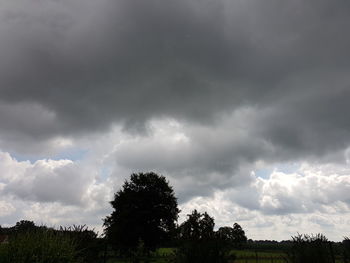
[0,0,350,240]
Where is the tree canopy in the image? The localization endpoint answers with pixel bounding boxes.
[14,220,36,233]
[217,223,247,247]
[176,210,235,263]
[103,172,179,253]
[179,209,215,241]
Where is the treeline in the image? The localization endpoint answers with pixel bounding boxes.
[1,172,350,263]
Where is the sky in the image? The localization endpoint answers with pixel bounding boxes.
[0,0,350,241]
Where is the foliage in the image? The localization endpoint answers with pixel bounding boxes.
[286,233,335,263]
[58,225,102,263]
[342,237,350,262]
[173,210,234,263]
[232,223,248,243]
[217,223,247,248]
[13,220,37,233]
[0,228,79,263]
[0,221,104,263]
[104,172,179,254]
[179,209,215,241]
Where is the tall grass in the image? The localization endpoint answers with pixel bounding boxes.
[59,225,103,263]
[0,228,79,263]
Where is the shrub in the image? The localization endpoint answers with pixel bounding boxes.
[59,225,102,263]
[286,233,334,263]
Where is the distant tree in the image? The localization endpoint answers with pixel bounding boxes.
[103,172,179,254]
[13,220,36,233]
[179,210,215,241]
[232,223,247,244]
[217,223,247,247]
[174,210,234,263]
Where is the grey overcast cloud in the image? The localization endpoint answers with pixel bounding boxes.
[1,0,350,240]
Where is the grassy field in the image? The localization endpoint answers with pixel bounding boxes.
[232,249,287,263]
[106,248,288,262]
[106,248,173,263]
[232,249,344,263]
[107,247,346,263]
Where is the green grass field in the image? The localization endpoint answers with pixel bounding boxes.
[230,249,287,263]
[107,247,346,263]
[107,248,287,262]
[232,249,344,263]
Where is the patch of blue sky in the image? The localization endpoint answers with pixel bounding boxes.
[275,162,300,174]
[255,162,301,179]
[52,148,88,162]
[254,167,273,179]
[97,166,112,182]
[11,148,88,163]
[11,153,41,163]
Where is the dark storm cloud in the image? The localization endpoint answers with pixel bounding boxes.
[1,0,350,160]
[0,0,242,133]
[255,81,350,160]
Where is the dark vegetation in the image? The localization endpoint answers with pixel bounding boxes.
[0,220,104,263]
[1,172,350,262]
[103,172,179,254]
[173,210,236,263]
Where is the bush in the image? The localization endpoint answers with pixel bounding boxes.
[286,233,335,263]
[0,228,79,263]
[58,225,102,263]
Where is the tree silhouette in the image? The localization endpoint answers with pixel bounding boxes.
[179,209,215,241]
[232,223,247,244]
[175,210,233,263]
[14,220,36,233]
[217,222,247,248]
[103,172,179,254]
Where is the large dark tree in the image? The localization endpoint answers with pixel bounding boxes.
[103,172,179,253]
